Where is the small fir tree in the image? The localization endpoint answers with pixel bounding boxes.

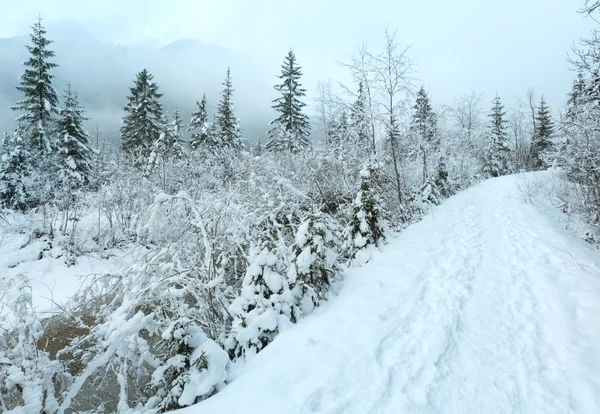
[289,212,339,312]
[226,245,297,360]
[348,164,386,258]
[187,95,215,150]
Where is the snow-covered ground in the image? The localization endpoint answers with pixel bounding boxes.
[179,172,600,414]
[0,214,141,320]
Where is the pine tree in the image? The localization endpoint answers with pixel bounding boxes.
[187,95,215,150]
[485,95,511,177]
[350,82,371,152]
[215,68,243,150]
[12,16,59,156]
[529,96,555,169]
[55,83,93,187]
[266,49,311,152]
[0,125,35,210]
[410,87,438,183]
[121,69,164,166]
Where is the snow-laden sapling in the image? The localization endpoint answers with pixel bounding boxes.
[419,179,442,207]
[151,316,229,412]
[226,245,297,360]
[348,165,386,260]
[289,211,339,314]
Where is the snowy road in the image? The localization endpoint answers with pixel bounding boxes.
[182,174,600,414]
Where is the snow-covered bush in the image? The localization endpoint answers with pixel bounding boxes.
[0,274,69,413]
[418,179,442,208]
[57,244,232,413]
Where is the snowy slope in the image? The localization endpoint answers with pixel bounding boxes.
[180,172,600,414]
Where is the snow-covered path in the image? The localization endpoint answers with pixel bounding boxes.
[182,173,600,414]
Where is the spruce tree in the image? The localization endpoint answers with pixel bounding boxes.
[147,111,184,176]
[187,95,215,150]
[12,16,59,156]
[485,95,511,177]
[566,72,586,121]
[410,87,438,183]
[410,87,438,149]
[254,137,263,156]
[348,164,386,259]
[0,124,35,210]
[121,69,164,166]
[215,68,243,150]
[55,83,93,187]
[350,82,371,152]
[266,49,311,152]
[169,109,184,159]
[529,96,555,169]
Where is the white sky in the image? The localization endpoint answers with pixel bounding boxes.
[0,0,596,111]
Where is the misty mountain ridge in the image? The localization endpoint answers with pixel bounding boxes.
[0,19,276,144]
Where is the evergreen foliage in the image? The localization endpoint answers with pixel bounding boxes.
[215,68,243,150]
[348,165,386,258]
[121,69,164,166]
[410,86,438,150]
[485,95,511,177]
[290,212,339,309]
[0,126,35,210]
[188,95,215,150]
[55,83,93,187]
[410,87,438,182]
[266,49,311,152]
[350,82,372,152]
[529,96,555,169]
[226,245,297,360]
[11,16,59,156]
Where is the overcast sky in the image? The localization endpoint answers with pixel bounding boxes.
[0,0,596,112]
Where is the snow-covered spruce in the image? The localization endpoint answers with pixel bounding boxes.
[0,127,35,210]
[151,316,229,412]
[348,165,386,261]
[289,212,340,312]
[266,49,310,153]
[484,95,512,178]
[226,245,298,360]
[55,83,93,189]
[121,69,165,167]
